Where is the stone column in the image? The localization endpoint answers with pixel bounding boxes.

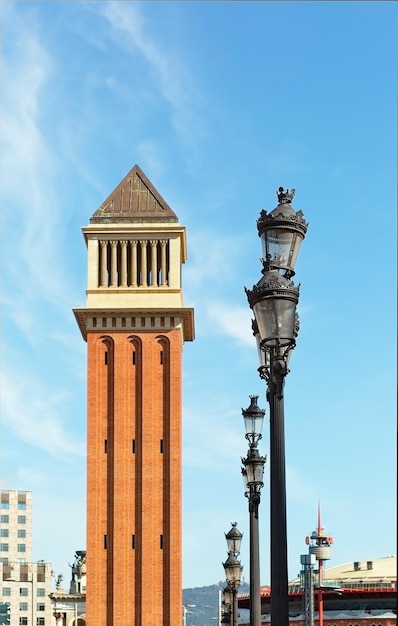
[130,240,138,287]
[120,241,128,287]
[160,240,168,286]
[100,241,108,287]
[140,240,148,287]
[110,241,118,287]
[150,240,158,286]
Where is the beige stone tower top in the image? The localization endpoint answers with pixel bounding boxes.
[73,164,194,341]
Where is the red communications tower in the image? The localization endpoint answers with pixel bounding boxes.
[305,504,334,626]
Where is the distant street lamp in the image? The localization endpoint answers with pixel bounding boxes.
[245,186,308,626]
[241,396,266,626]
[222,523,243,626]
[221,584,232,624]
[183,603,196,626]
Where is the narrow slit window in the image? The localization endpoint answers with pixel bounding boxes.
[132,535,135,549]
[104,351,108,365]
[160,351,163,365]
[132,440,136,453]
[104,535,107,549]
[132,351,136,365]
[160,535,163,549]
[104,440,108,453]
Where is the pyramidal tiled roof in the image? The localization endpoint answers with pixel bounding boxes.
[90,164,178,224]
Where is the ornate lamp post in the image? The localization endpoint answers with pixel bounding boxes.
[221,585,233,624]
[245,187,308,626]
[241,396,266,626]
[223,523,243,626]
[182,603,196,626]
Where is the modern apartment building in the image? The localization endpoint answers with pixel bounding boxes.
[0,490,53,626]
[1,491,32,564]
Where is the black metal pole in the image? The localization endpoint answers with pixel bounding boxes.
[249,491,261,626]
[269,385,289,626]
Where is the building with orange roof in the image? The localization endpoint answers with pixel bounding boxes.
[238,556,396,626]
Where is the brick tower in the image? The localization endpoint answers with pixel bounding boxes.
[73,165,194,626]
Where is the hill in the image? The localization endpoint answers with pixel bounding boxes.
[183,581,250,625]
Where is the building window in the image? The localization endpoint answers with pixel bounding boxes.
[0,529,9,537]
[17,544,26,553]
[19,603,28,611]
[36,588,45,597]
[37,619,45,626]
[0,515,9,523]
[17,530,26,538]
[0,543,9,551]
[20,619,28,626]
[0,557,9,564]
[0,502,9,509]
[20,588,28,597]
[37,603,45,611]
[18,503,26,510]
[36,572,45,583]
[2,588,11,596]
[17,558,26,564]
[18,516,26,524]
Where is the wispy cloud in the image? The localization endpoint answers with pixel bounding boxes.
[1,6,79,336]
[99,2,205,148]
[101,3,191,105]
[184,229,249,290]
[207,302,253,347]
[182,228,254,346]
[183,404,245,472]
[1,367,85,459]
[1,6,87,461]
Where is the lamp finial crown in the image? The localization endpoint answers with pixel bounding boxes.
[277,186,295,204]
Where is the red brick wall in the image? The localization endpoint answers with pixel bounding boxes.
[86,327,183,626]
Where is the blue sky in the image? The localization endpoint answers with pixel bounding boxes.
[1,1,396,590]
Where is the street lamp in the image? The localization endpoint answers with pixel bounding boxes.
[183,604,196,626]
[245,187,308,626]
[221,584,232,625]
[225,522,243,558]
[241,396,266,626]
[222,523,243,626]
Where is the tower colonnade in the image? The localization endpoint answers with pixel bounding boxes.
[97,237,170,288]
